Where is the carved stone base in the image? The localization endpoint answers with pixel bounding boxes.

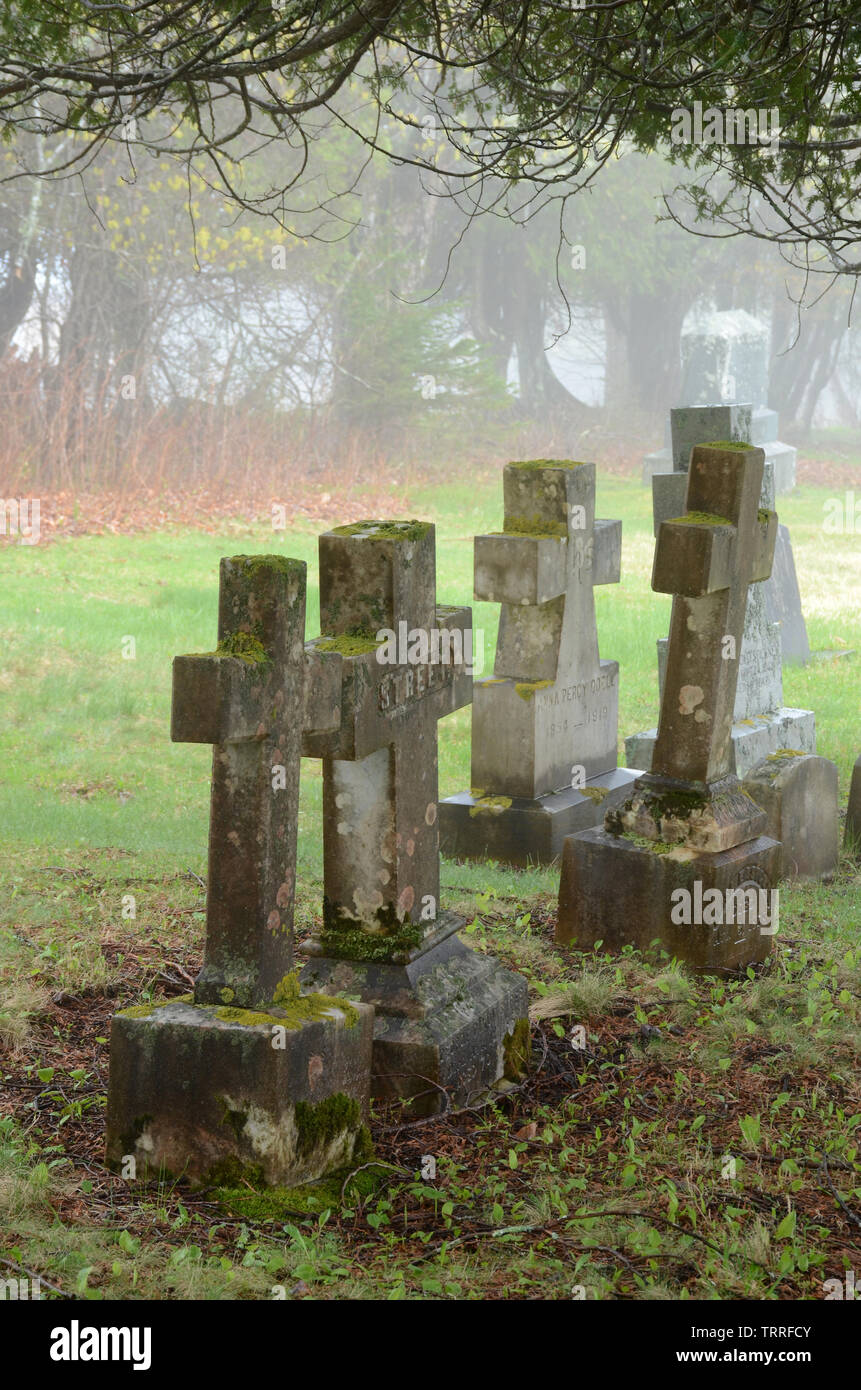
[556,826,780,973]
[301,915,530,1116]
[439,767,640,867]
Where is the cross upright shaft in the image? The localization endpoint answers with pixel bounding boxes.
[651,444,777,787]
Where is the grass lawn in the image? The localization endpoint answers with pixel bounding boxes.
[0,470,859,1300]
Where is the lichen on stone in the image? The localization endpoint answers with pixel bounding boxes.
[515,679,554,701]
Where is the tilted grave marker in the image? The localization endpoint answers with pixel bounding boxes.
[300,520,530,1113]
[627,404,815,779]
[106,555,374,1188]
[439,461,639,866]
[558,443,782,971]
[845,754,861,854]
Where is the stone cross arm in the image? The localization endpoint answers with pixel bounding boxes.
[474,517,621,606]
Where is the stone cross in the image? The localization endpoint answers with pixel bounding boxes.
[171,554,307,1009]
[650,443,776,787]
[470,460,622,799]
[439,460,638,866]
[301,521,472,959]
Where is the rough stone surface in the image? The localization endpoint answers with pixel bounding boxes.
[302,915,529,1116]
[743,752,839,881]
[559,444,782,969]
[557,828,780,971]
[301,520,530,1108]
[105,995,374,1186]
[844,754,861,854]
[629,408,814,774]
[763,525,811,665]
[439,461,639,865]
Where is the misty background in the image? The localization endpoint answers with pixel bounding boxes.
[1,106,858,500]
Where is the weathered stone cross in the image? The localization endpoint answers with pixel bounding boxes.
[300,519,528,1109]
[171,554,307,1009]
[301,520,472,958]
[470,460,622,800]
[649,442,777,791]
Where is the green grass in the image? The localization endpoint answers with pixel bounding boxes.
[0,471,859,1301]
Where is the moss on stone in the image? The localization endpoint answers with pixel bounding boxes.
[202,1154,265,1189]
[214,631,269,664]
[203,972,359,1030]
[665,511,731,527]
[501,515,567,539]
[469,794,512,817]
[315,631,381,656]
[502,1016,532,1080]
[118,994,192,1019]
[515,680,554,701]
[317,914,424,963]
[230,554,304,579]
[507,458,586,471]
[700,440,753,450]
[331,519,431,541]
[294,1092,362,1157]
[579,786,609,803]
[621,832,674,855]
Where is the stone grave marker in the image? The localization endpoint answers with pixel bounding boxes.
[743,751,838,880]
[558,442,782,971]
[643,309,796,494]
[845,755,861,854]
[299,520,530,1114]
[439,460,639,865]
[627,404,815,779]
[106,555,374,1188]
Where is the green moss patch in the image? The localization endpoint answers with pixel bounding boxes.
[212,631,269,664]
[331,519,431,541]
[469,794,512,817]
[666,512,731,527]
[315,632,381,656]
[501,515,567,539]
[118,993,192,1019]
[507,458,586,471]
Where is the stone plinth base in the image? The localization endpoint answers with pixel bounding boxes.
[744,752,839,881]
[556,826,780,973]
[105,992,374,1187]
[301,914,529,1116]
[439,767,641,867]
[625,708,816,781]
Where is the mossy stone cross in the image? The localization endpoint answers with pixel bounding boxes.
[171,554,306,1009]
[301,520,472,961]
[650,443,778,788]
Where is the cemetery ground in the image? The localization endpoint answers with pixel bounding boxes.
[0,466,859,1301]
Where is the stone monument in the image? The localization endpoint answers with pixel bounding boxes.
[558,442,782,972]
[106,555,375,1188]
[299,520,530,1113]
[643,309,796,494]
[439,460,640,866]
[627,405,815,779]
